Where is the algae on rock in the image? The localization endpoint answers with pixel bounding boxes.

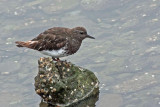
[34,57,99,106]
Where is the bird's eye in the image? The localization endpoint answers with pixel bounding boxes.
[80,31,84,34]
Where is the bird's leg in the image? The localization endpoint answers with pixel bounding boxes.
[52,57,60,61]
[52,57,56,61]
[56,58,60,61]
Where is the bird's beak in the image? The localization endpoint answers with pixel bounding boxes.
[86,35,95,39]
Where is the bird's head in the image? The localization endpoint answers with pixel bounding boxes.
[72,27,95,40]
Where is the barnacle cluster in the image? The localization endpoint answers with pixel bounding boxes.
[34,57,99,106]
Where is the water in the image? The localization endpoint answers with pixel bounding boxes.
[0,0,160,107]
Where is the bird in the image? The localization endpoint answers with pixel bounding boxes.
[15,27,95,61]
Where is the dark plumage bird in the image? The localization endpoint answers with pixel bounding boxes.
[15,27,95,61]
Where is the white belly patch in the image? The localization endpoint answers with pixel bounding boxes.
[40,48,67,58]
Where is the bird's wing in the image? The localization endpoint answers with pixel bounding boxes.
[15,27,69,51]
[30,33,67,51]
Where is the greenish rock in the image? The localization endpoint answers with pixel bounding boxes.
[34,57,99,106]
[39,90,99,107]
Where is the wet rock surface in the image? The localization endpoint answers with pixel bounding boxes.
[39,91,99,107]
[34,57,99,106]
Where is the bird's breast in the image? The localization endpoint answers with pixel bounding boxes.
[40,47,68,58]
[66,39,81,54]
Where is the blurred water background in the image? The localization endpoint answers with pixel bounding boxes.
[0,0,160,107]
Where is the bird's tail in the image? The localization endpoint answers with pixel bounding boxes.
[15,41,27,47]
[15,41,38,48]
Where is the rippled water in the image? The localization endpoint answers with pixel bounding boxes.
[1,0,160,107]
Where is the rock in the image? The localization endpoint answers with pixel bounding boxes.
[39,91,99,107]
[34,57,99,106]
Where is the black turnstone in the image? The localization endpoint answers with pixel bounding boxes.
[15,27,95,61]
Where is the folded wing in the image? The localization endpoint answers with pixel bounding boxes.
[15,34,67,51]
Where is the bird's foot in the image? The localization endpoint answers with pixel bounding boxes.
[52,57,60,62]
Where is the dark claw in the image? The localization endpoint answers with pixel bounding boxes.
[52,57,60,61]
